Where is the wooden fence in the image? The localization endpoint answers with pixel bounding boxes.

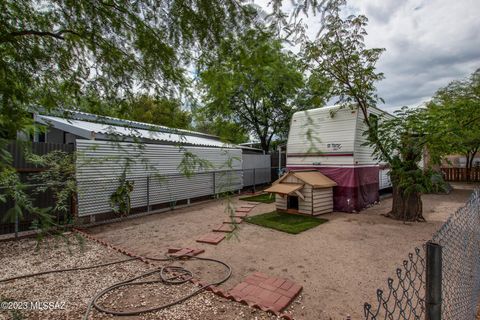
[7,140,74,171]
[441,167,480,182]
[0,141,75,235]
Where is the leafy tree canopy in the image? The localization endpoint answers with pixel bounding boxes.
[79,94,192,130]
[426,69,480,177]
[197,28,330,152]
[192,111,249,144]
[0,0,261,139]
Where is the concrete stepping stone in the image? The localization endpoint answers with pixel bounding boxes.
[228,272,302,313]
[240,204,257,208]
[196,232,225,245]
[212,223,236,233]
[236,207,252,212]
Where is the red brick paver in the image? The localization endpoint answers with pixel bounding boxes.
[240,204,257,209]
[213,223,236,233]
[196,232,225,245]
[228,273,302,313]
[223,217,243,224]
[167,247,205,257]
[234,211,248,218]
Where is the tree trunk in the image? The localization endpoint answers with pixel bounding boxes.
[389,183,424,222]
[259,136,269,153]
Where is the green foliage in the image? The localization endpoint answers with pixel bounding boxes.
[0,168,36,223]
[177,151,215,178]
[246,210,327,234]
[367,107,432,194]
[426,69,480,174]
[198,28,329,152]
[0,0,260,158]
[192,113,249,144]
[27,150,76,218]
[110,163,134,216]
[304,0,385,115]
[80,94,192,130]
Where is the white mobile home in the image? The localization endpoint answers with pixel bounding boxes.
[286,105,392,212]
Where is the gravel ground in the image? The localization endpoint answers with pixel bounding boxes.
[87,183,479,320]
[0,235,278,320]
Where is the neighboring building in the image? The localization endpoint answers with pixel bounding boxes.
[286,105,393,212]
[442,154,480,168]
[24,111,270,218]
[265,170,336,215]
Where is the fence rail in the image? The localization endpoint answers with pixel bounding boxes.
[441,167,480,182]
[0,167,280,236]
[364,189,480,320]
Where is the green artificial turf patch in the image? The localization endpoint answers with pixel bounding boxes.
[245,211,327,234]
[239,193,275,203]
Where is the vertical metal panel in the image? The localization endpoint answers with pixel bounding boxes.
[242,154,271,186]
[75,140,243,216]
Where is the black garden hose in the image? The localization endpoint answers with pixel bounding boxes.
[0,257,139,284]
[0,254,232,319]
[83,256,232,319]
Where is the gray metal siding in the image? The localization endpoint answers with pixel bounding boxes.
[75,140,242,216]
[242,154,271,186]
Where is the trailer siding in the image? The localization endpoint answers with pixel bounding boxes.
[286,107,357,167]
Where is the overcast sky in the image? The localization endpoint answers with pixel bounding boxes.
[257,0,480,113]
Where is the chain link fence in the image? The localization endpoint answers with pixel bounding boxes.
[0,167,279,236]
[364,188,480,320]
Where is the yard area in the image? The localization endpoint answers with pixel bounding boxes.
[0,183,476,319]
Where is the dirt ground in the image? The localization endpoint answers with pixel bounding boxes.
[85,183,478,320]
[0,235,278,320]
[0,183,476,320]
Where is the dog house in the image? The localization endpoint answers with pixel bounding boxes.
[265,170,337,215]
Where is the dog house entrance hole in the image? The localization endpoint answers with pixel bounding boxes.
[287,195,299,210]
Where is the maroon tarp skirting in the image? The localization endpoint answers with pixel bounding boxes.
[287,166,379,212]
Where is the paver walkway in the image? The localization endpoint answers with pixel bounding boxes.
[196,201,260,245]
[228,272,302,313]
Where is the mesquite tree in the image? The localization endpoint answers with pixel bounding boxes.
[304,0,427,221]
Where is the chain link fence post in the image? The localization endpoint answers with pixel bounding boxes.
[146,175,150,213]
[426,241,442,320]
[14,199,18,240]
[212,171,216,198]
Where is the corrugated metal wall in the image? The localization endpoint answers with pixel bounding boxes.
[76,140,242,216]
[242,154,271,186]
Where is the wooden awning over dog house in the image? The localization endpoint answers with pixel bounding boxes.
[264,183,303,195]
[265,170,337,215]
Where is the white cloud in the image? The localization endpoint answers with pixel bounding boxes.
[255,0,480,112]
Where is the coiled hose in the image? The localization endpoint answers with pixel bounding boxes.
[0,254,232,319]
